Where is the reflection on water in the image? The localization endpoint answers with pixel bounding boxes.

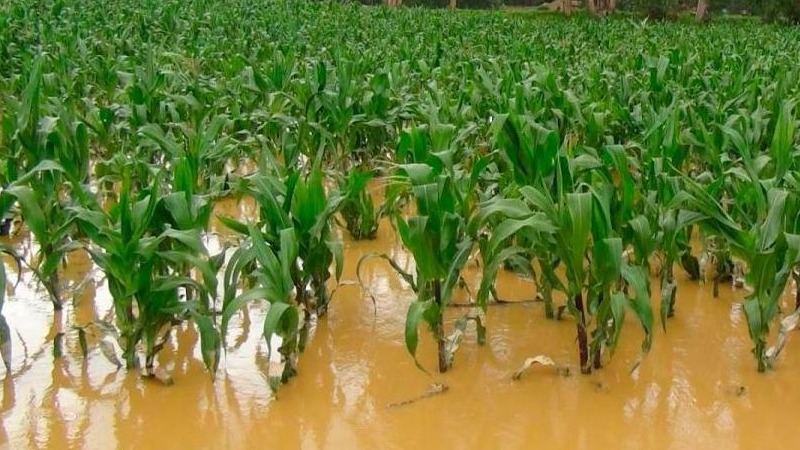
[1,198,800,449]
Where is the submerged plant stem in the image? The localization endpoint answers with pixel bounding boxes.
[542,279,554,320]
[434,281,448,373]
[48,271,62,311]
[575,293,590,375]
[794,269,800,311]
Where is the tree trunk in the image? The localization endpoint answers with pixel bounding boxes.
[696,0,708,21]
[587,0,597,15]
[562,0,572,15]
[608,0,617,12]
[449,0,456,10]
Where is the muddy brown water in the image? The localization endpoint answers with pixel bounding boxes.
[2,197,800,450]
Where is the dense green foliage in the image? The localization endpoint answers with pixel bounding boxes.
[1,0,800,383]
[351,0,800,22]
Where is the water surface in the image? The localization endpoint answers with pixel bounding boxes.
[1,198,799,450]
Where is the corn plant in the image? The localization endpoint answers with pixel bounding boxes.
[487,114,567,319]
[221,225,300,384]
[674,180,800,371]
[626,153,701,326]
[337,168,380,240]
[1,57,89,310]
[71,171,221,377]
[0,244,21,376]
[482,180,655,373]
[674,100,800,370]
[362,121,498,373]
[479,128,658,374]
[221,164,344,318]
[673,100,799,371]
[4,0,800,381]
[139,112,235,196]
[388,163,476,373]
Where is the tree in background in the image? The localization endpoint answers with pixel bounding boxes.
[562,0,573,14]
[624,0,678,19]
[379,0,799,23]
[587,0,619,15]
[696,0,708,20]
[762,0,800,23]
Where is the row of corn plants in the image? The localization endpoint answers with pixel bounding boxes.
[1,0,799,384]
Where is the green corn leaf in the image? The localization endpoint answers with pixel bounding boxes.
[593,238,623,286]
[217,215,249,235]
[468,198,530,236]
[769,100,796,181]
[758,189,787,251]
[161,193,194,230]
[221,288,270,346]
[12,160,66,186]
[356,252,417,294]
[263,302,299,356]
[5,186,46,239]
[151,276,205,295]
[565,192,593,276]
[621,264,654,352]
[742,298,763,345]
[194,314,221,378]
[161,228,206,255]
[486,215,557,260]
[327,240,344,283]
[609,292,627,356]
[441,239,474,307]
[477,246,527,309]
[628,215,655,262]
[404,300,433,374]
[398,164,435,185]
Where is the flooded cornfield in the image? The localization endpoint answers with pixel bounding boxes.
[1,197,799,449]
[4,0,800,448]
